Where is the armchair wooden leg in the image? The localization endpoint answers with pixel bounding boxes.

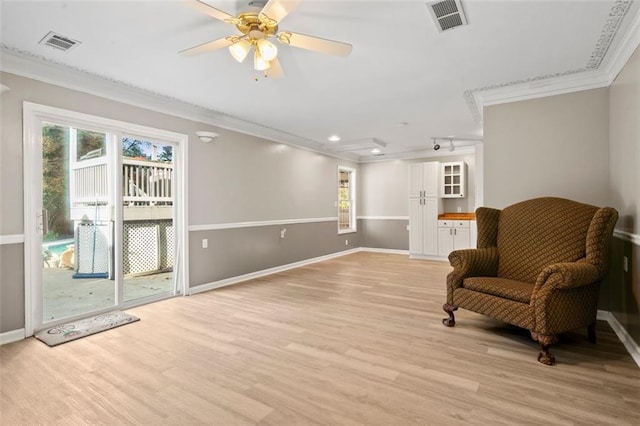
[442,304,458,327]
[587,322,597,344]
[531,332,558,366]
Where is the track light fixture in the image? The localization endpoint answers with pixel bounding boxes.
[449,139,455,152]
[432,138,440,151]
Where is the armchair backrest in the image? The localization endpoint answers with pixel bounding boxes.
[492,198,605,283]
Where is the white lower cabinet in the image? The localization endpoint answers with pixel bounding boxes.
[437,220,473,257]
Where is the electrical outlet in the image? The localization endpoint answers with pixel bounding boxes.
[345,239,349,246]
[623,256,628,272]
[457,207,462,213]
[280,228,287,239]
[202,238,208,249]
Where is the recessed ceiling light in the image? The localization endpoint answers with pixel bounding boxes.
[371,148,381,154]
[396,122,409,127]
[328,135,341,142]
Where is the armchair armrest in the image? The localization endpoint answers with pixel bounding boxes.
[532,260,600,299]
[531,260,602,336]
[446,247,499,304]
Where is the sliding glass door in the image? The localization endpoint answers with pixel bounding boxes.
[25,103,188,334]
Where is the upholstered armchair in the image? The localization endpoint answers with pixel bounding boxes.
[442,197,618,365]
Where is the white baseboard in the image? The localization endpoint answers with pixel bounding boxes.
[409,254,449,262]
[360,247,410,255]
[189,248,361,295]
[597,309,640,368]
[0,328,25,345]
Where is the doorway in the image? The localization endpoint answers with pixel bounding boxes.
[24,103,189,335]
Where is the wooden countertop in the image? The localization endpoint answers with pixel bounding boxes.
[438,212,476,220]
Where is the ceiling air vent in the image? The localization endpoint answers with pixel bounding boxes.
[39,31,81,52]
[427,0,468,33]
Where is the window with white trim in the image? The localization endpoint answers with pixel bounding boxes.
[338,166,356,233]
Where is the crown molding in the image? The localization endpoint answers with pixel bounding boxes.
[465,0,638,121]
[604,5,640,84]
[358,145,476,163]
[472,69,611,111]
[0,45,361,163]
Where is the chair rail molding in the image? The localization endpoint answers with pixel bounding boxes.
[0,234,25,245]
[613,229,640,246]
[188,217,338,232]
[357,216,409,221]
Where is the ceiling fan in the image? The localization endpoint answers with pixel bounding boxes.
[180,0,353,78]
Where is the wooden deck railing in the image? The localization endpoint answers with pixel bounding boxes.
[122,158,173,206]
[71,158,173,208]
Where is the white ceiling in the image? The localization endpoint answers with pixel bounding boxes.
[1,0,639,161]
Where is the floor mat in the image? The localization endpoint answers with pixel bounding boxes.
[34,311,139,347]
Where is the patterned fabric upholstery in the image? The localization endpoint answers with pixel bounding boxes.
[463,277,533,304]
[453,288,535,330]
[475,207,501,249]
[445,197,618,338]
[497,198,597,284]
[447,247,498,304]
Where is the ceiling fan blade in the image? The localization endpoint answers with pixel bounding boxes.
[260,0,302,24]
[179,37,233,56]
[185,0,233,22]
[277,31,352,57]
[265,57,284,78]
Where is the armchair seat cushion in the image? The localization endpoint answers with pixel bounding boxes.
[463,277,534,304]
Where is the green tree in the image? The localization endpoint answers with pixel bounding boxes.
[122,138,149,159]
[42,125,72,239]
[76,129,105,160]
[158,145,173,162]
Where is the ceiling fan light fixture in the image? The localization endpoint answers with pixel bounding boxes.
[257,38,278,61]
[254,50,271,71]
[229,39,252,63]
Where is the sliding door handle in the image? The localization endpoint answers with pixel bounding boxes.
[38,209,48,236]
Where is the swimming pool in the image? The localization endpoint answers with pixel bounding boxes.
[43,239,74,256]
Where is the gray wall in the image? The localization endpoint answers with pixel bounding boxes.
[191,222,360,286]
[0,244,25,332]
[484,88,610,209]
[0,71,360,332]
[608,45,640,345]
[358,219,408,250]
[191,135,345,225]
[483,50,639,347]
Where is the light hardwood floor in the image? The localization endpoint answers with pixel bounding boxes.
[1,252,639,425]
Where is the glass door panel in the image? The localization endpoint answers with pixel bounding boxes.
[41,124,115,322]
[121,138,175,302]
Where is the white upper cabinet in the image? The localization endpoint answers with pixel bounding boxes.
[409,162,439,198]
[441,161,466,198]
[408,163,424,198]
